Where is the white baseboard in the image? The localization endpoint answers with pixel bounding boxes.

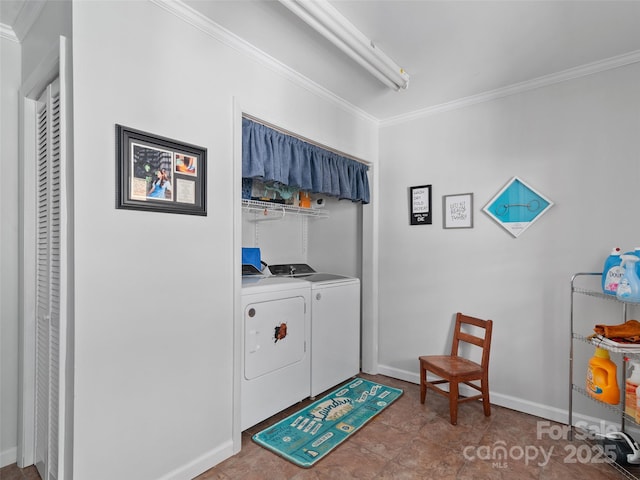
[156,440,234,480]
[377,364,570,425]
[1,446,17,468]
[377,364,418,385]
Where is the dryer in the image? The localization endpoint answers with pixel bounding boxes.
[240,276,311,430]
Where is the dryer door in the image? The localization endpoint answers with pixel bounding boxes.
[244,296,307,380]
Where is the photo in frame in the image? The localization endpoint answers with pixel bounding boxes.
[482,176,553,238]
[116,125,206,215]
[409,185,432,225]
[443,193,473,229]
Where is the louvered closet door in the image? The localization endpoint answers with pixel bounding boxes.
[35,78,61,480]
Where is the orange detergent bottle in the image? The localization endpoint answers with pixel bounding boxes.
[586,348,620,405]
[299,191,311,208]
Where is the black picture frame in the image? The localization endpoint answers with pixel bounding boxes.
[409,184,432,225]
[116,124,207,216]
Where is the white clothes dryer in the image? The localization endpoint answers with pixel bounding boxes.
[240,276,311,430]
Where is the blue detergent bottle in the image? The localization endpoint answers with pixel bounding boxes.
[617,255,640,302]
[624,247,640,278]
[603,247,623,295]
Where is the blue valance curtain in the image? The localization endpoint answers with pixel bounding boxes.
[242,118,370,204]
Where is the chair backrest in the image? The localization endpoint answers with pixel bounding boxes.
[450,312,493,368]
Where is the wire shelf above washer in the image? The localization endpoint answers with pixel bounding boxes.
[242,199,329,221]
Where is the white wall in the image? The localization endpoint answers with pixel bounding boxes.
[377,62,640,422]
[0,35,21,468]
[242,196,362,278]
[308,197,363,277]
[70,2,376,479]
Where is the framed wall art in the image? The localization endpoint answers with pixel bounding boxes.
[482,176,553,238]
[443,193,473,229]
[116,125,207,216]
[409,185,432,225]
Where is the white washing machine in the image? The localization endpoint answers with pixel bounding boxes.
[268,264,361,397]
[240,276,311,431]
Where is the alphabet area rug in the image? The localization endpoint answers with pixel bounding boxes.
[252,377,403,468]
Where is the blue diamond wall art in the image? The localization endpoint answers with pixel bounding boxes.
[483,176,554,238]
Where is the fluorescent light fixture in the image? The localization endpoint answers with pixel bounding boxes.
[278,0,410,91]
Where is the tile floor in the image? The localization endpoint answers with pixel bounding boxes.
[0,463,40,480]
[1,373,633,480]
[197,374,631,480]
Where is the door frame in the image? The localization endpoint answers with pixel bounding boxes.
[18,36,73,480]
[230,99,379,454]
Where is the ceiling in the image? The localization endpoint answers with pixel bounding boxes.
[4,1,640,122]
[187,0,640,122]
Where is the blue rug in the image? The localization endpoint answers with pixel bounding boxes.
[252,377,403,468]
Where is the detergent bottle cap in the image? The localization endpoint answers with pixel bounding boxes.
[611,247,622,256]
[595,347,611,359]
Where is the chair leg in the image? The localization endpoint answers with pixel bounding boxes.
[420,364,426,404]
[482,379,491,417]
[449,381,459,425]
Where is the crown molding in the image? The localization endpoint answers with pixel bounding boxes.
[381,49,640,127]
[150,0,379,125]
[0,22,19,43]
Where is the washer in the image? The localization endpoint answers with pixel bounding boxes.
[268,264,361,397]
[241,276,311,430]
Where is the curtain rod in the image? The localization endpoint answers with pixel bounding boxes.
[242,113,369,167]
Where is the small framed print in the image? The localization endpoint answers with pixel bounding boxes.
[409,185,432,225]
[482,176,553,237]
[116,125,206,215]
[443,193,473,229]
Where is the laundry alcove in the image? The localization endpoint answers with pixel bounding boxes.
[238,114,368,435]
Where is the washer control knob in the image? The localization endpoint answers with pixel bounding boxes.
[316,293,322,301]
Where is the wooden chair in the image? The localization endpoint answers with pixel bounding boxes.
[419,312,493,425]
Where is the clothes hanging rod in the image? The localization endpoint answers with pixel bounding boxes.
[242,113,369,167]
